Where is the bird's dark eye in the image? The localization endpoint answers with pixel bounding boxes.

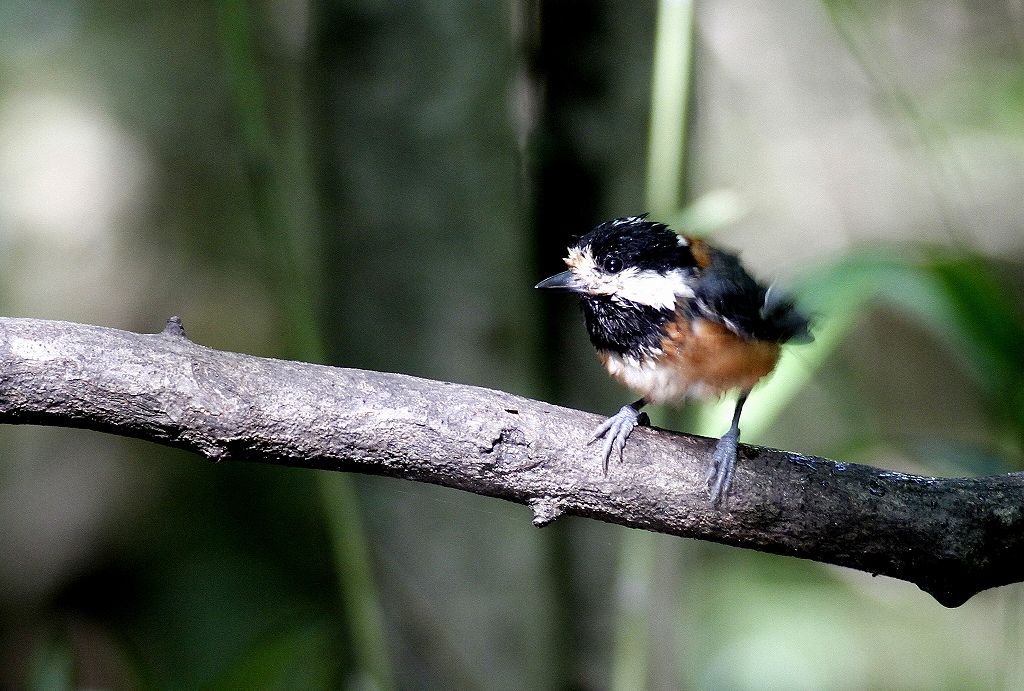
[603,256,623,274]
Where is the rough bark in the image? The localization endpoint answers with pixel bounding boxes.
[0,316,1020,607]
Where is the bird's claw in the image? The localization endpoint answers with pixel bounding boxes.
[706,428,739,507]
[589,405,647,473]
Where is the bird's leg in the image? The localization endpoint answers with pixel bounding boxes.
[589,398,648,473]
[707,392,748,507]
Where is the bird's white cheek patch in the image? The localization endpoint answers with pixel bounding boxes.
[614,269,694,310]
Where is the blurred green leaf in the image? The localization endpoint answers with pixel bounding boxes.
[792,246,954,320]
[787,246,1024,454]
[923,251,1024,451]
[925,253,1024,393]
[205,624,335,691]
[30,634,74,691]
[670,188,749,237]
[794,245,1024,403]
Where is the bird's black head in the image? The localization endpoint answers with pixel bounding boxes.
[534,215,701,308]
[578,215,698,276]
[535,216,702,356]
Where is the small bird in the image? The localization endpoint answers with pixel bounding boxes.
[536,215,810,505]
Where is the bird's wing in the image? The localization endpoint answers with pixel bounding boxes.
[687,248,810,343]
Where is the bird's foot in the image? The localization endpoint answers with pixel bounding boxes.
[589,405,649,473]
[706,428,739,507]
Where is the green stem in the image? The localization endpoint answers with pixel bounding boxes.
[213,1,393,688]
[643,0,695,218]
[318,473,394,691]
[609,531,658,691]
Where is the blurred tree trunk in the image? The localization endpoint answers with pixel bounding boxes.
[307,1,551,687]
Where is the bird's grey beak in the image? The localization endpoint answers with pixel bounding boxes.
[535,270,585,293]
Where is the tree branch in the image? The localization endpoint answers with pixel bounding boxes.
[0,316,1020,607]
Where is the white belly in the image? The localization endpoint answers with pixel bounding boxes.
[599,352,717,404]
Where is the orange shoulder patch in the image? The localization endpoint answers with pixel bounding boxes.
[685,237,713,270]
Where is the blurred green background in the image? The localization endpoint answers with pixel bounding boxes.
[2,0,1024,689]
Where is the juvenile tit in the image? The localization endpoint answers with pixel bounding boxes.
[536,215,810,506]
